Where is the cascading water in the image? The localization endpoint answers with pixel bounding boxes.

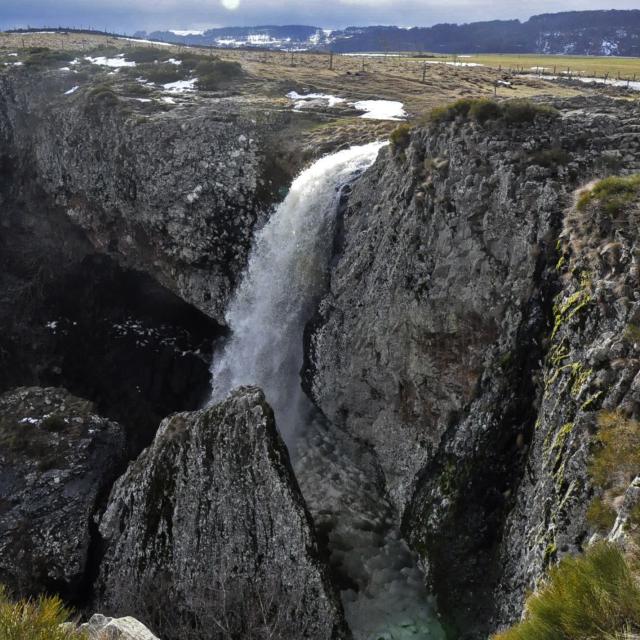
[210,142,444,640]
[210,141,385,442]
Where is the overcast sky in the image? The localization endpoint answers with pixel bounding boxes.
[1,0,638,33]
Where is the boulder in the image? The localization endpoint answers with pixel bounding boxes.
[95,387,347,640]
[79,614,160,640]
[0,387,125,598]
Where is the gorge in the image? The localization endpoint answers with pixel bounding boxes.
[1,35,640,640]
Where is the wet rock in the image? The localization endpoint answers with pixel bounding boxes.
[95,387,348,640]
[0,387,125,600]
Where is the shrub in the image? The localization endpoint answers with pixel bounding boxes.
[124,47,170,64]
[177,53,206,70]
[530,147,570,168]
[428,97,478,123]
[389,123,411,150]
[468,98,502,124]
[501,99,558,124]
[427,98,557,127]
[123,82,153,97]
[0,585,85,639]
[137,63,186,84]
[86,85,119,110]
[590,410,640,489]
[576,175,640,217]
[586,496,617,533]
[492,542,640,640]
[24,49,75,67]
[195,60,244,91]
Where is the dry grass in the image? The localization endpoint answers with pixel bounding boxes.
[493,542,640,640]
[0,32,586,120]
[0,586,85,640]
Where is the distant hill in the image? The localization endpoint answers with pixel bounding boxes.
[135,10,640,56]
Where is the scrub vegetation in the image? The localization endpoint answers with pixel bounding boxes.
[493,543,640,640]
[0,586,85,640]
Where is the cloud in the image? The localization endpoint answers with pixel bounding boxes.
[1,0,639,33]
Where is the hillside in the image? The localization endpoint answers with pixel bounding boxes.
[132,10,640,56]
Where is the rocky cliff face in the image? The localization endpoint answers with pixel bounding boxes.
[304,96,640,635]
[0,70,274,322]
[95,387,348,640]
[0,387,125,600]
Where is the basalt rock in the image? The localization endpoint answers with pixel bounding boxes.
[0,386,125,600]
[303,96,640,635]
[0,70,263,323]
[95,387,348,640]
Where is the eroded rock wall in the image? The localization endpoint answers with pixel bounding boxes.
[304,96,640,635]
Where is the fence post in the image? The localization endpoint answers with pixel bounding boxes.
[329,51,333,70]
[422,62,426,83]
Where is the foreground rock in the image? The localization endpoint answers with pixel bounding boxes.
[95,387,348,640]
[0,387,125,599]
[79,614,160,640]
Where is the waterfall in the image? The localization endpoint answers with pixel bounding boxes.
[210,142,444,640]
[210,141,386,442]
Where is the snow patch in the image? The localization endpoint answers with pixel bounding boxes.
[117,37,173,47]
[287,91,346,109]
[84,56,136,68]
[351,99,406,120]
[170,30,204,36]
[163,78,197,93]
[64,85,79,95]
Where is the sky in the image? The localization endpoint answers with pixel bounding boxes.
[0,0,639,33]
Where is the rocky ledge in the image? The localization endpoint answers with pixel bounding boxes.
[0,386,125,600]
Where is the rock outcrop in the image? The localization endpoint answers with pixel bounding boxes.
[95,387,348,640]
[0,68,311,323]
[0,387,125,600]
[303,96,640,635]
[79,614,160,640]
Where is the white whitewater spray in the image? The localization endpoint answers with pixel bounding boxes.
[210,141,444,640]
[210,141,385,442]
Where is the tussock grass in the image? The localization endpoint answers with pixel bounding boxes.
[0,586,85,640]
[135,63,187,84]
[389,123,411,150]
[577,175,640,218]
[493,543,640,640]
[590,411,640,490]
[195,59,244,91]
[427,97,558,126]
[23,48,75,67]
[124,47,171,64]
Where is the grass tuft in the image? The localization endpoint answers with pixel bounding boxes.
[577,175,640,218]
[590,410,640,490]
[427,98,558,127]
[0,585,85,639]
[389,123,412,150]
[493,542,640,640]
[195,59,244,91]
